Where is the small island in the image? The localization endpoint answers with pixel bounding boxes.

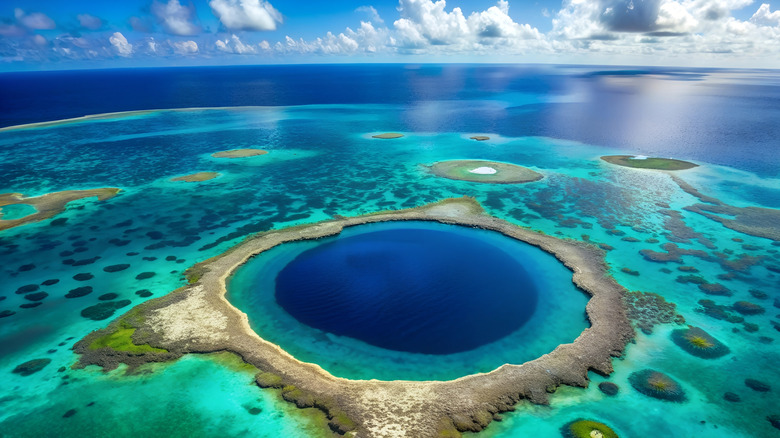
[0,188,121,232]
[170,172,220,182]
[470,136,490,141]
[601,155,698,170]
[429,159,543,184]
[371,133,404,139]
[211,148,268,158]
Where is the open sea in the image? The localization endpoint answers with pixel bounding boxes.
[0,64,779,437]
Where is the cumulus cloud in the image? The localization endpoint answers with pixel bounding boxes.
[14,8,55,30]
[209,0,282,31]
[77,14,103,30]
[152,0,202,36]
[751,3,780,26]
[109,32,133,57]
[356,6,384,24]
[171,40,199,54]
[215,34,261,54]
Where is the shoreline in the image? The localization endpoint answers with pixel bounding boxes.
[73,197,634,438]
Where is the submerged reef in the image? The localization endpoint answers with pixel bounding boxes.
[561,419,619,438]
[670,326,730,359]
[428,160,543,184]
[170,172,220,182]
[73,197,634,438]
[12,358,52,376]
[211,148,268,158]
[601,155,698,171]
[629,369,687,402]
[0,188,120,232]
[623,291,684,334]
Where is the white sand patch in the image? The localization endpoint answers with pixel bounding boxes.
[632,155,648,160]
[147,286,228,345]
[469,166,497,174]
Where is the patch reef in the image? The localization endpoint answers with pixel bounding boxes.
[74,197,634,437]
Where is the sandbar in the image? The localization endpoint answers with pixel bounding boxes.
[470,136,490,141]
[170,172,220,182]
[211,149,268,158]
[0,188,120,232]
[429,160,543,184]
[74,197,633,438]
[371,133,404,139]
[601,155,698,170]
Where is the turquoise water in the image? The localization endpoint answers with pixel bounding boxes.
[227,221,588,381]
[0,204,37,220]
[0,103,778,436]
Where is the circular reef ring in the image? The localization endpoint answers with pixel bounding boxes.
[74,197,634,438]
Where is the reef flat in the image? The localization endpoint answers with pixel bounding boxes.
[211,149,268,158]
[371,133,404,139]
[601,155,698,171]
[170,172,220,182]
[0,188,120,232]
[74,197,633,438]
[428,160,543,184]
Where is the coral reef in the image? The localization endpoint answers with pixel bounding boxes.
[12,358,52,376]
[624,291,684,334]
[670,326,730,359]
[733,301,765,315]
[601,155,698,170]
[561,419,620,438]
[629,369,687,402]
[428,160,543,184]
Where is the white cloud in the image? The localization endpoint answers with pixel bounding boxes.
[171,40,199,54]
[152,0,202,36]
[356,5,384,24]
[216,34,259,54]
[109,32,133,57]
[14,8,55,30]
[751,3,780,26]
[209,0,282,31]
[77,13,103,30]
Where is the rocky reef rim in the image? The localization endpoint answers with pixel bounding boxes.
[73,197,633,438]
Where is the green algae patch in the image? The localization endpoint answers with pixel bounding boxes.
[601,155,698,170]
[629,369,687,402]
[429,160,543,184]
[562,419,619,438]
[371,132,404,139]
[89,324,167,354]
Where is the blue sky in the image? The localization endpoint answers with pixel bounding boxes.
[1,0,779,70]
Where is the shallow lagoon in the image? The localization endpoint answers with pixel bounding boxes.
[0,65,779,437]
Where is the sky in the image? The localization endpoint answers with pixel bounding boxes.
[1,0,779,71]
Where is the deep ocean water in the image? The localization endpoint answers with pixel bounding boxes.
[0,65,778,437]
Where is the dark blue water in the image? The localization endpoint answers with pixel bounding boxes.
[274,227,538,354]
[1,64,778,177]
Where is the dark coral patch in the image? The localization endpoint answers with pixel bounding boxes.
[0,309,16,318]
[561,419,619,438]
[733,301,765,315]
[629,369,687,402]
[18,263,35,272]
[698,283,732,296]
[73,273,94,281]
[749,289,768,300]
[723,392,741,402]
[98,293,119,301]
[745,378,771,392]
[598,382,619,396]
[24,292,49,302]
[671,326,729,359]
[65,286,93,299]
[103,264,130,273]
[15,284,39,294]
[12,358,52,376]
[697,299,744,323]
[41,279,59,286]
[63,409,77,418]
[768,415,780,431]
[72,256,100,266]
[80,300,131,321]
[135,289,153,298]
[20,302,42,309]
[135,272,155,280]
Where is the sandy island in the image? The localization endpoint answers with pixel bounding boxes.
[211,149,268,158]
[170,172,220,182]
[601,155,698,171]
[429,160,543,184]
[371,133,404,139]
[470,136,490,141]
[0,188,120,232]
[74,197,633,438]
